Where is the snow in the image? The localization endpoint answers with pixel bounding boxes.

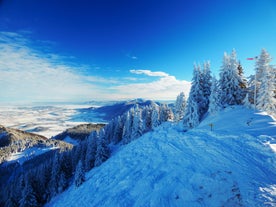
[47,106,276,207]
[5,146,59,165]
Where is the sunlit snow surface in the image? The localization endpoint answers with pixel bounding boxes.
[47,106,276,207]
[0,103,104,138]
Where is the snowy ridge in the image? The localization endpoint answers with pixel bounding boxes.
[48,106,276,207]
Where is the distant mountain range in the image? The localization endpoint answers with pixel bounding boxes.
[76,99,160,121]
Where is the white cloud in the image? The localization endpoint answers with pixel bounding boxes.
[130,69,169,77]
[0,32,105,103]
[109,71,191,100]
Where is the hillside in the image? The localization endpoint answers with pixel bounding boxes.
[47,106,276,207]
[0,125,72,164]
[53,123,105,144]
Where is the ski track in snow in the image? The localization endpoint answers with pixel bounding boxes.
[48,115,276,207]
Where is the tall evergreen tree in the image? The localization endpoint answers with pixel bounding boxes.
[201,61,212,116]
[112,116,124,144]
[174,92,186,121]
[122,111,132,144]
[151,105,160,128]
[74,160,85,187]
[95,129,110,167]
[219,49,244,106]
[131,106,144,140]
[85,131,98,171]
[19,176,38,207]
[183,98,200,128]
[255,49,276,115]
[183,64,202,128]
[49,152,61,198]
[208,76,221,114]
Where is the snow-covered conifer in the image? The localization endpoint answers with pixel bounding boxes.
[122,111,132,144]
[49,152,61,197]
[174,92,186,121]
[201,61,212,115]
[242,93,252,108]
[94,128,110,167]
[219,49,244,106]
[74,160,85,187]
[151,106,160,128]
[131,106,144,140]
[112,116,124,144]
[255,49,276,115]
[183,98,199,128]
[183,64,201,128]
[159,104,174,122]
[19,176,38,207]
[208,76,221,114]
[85,131,98,171]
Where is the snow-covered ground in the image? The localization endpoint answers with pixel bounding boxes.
[47,106,276,207]
[5,146,59,165]
[0,104,103,138]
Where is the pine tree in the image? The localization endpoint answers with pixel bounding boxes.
[174,92,186,121]
[74,160,85,187]
[94,128,110,167]
[208,76,221,114]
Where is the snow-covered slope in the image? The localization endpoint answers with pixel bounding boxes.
[47,106,276,207]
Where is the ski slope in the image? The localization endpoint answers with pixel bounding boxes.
[47,106,276,207]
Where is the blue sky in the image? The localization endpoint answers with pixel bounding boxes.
[0,0,275,103]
